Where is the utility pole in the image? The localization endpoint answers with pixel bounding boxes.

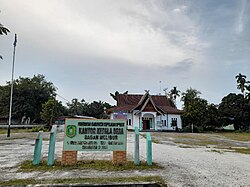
[7,34,17,137]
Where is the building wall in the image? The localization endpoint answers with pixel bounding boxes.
[112,111,182,131]
[167,114,182,130]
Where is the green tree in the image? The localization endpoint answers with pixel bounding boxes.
[67,98,85,116]
[181,88,217,131]
[181,88,201,108]
[232,73,250,131]
[168,86,181,107]
[203,104,220,131]
[0,85,10,115]
[40,98,66,125]
[0,23,9,35]
[245,84,250,101]
[218,93,247,130]
[86,101,112,119]
[235,73,247,96]
[0,74,56,122]
[86,101,105,118]
[67,98,112,119]
[181,97,208,131]
[1,11,10,59]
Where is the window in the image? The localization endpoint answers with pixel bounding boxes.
[128,119,132,126]
[162,120,167,126]
[171,118,177,127]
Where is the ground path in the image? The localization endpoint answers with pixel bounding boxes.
[0,131,249,187]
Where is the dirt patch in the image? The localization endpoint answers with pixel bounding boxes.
[1,131,250,187]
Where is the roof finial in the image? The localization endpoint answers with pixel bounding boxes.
[159,81,162,95]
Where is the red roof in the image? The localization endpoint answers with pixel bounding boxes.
[108,92,184,114]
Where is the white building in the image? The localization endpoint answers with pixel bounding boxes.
[108,91,184,131]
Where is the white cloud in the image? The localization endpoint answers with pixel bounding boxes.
[2,0,206,67]
[236,0,247,34]
[2,0,248,105]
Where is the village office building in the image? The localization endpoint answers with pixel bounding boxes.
[108,92,184,131]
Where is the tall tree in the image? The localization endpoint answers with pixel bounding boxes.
[181,88,201,109]
[0,74,56,122]
[0,11,10,59]
[233,73,250,131]
[203,104,220,131]
[40,98,66,125]
[218,93,247,130]
[0,23,9,35]
[67,98,112,119]
[181,88,217,131]
[169,86,181,107]
[67,98,84,116]
[235,73,247,96]
[245,84,250,101]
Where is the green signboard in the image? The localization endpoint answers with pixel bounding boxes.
[63,119,127,151]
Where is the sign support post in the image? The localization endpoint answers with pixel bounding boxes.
[146,132,152,166]
[134,127,140,165]
[33,131,43,165]
[47,127,57,166]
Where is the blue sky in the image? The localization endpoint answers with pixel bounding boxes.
[0,0,249,107]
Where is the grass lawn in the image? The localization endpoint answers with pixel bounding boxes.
[149,132,250,154]
[217,132,250,141]
[19,159,163,172]
[7,160,166,186]
[0,126,50,134]
[0,128,34,134]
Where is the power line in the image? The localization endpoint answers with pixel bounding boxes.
[56,93,70,103]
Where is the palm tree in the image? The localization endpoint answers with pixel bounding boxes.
[0,14,10,59]
[169,86,181,107]
[67,98,84,115]
[235,73,247,96]
[0,23,9,35]
[245,84,250,101]
[181,88,201,109]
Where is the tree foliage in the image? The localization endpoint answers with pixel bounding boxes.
[67,99,112,119]
[181,88,221,131]
[235,73,247,95]
[1,11,10,59]
[67,98,85,116]
[218,93,246,130]
[0,74,56,122]
[168,86,181,108]
[217,74,250,131]
[40,98,66,125]
[0,23,9,35]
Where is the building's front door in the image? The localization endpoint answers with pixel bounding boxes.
[143,119,150,130]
